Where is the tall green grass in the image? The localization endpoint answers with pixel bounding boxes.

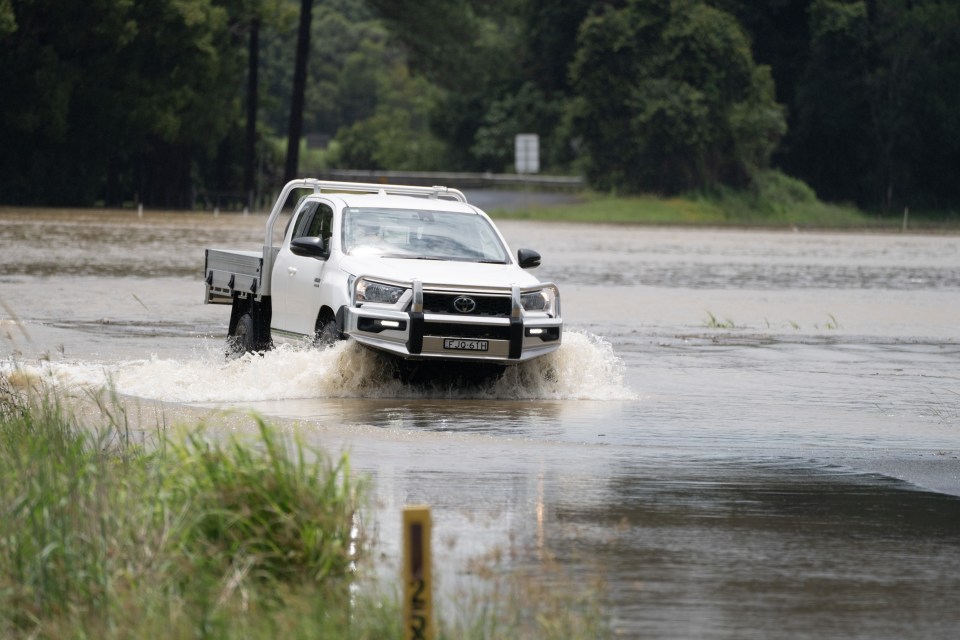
[689,170,872,227]
[0,374,369,639]
[0,373,611,639]
[491,170,884,228]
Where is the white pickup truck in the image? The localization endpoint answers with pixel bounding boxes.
[204,179,562,366]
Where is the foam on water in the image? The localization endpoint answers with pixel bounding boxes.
[4,331,635,403]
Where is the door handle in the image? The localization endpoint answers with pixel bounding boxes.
[287,266,297,276]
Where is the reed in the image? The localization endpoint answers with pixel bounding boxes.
[161,416,361,585]
[440,550,610,640]
[0,373,370,638]
[0,372,610,639]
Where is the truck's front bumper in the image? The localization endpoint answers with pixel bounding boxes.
[339,283,562,363]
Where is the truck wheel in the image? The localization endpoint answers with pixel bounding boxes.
[227,313,257,356]
[314,314,342,347]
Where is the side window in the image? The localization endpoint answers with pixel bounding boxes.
[307,203,334,242]
[291,202,318,239]
[291,201,334,251]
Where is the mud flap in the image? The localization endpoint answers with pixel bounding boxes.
[229,295,272,351]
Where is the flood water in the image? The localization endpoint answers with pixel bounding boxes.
[2,205,960,638]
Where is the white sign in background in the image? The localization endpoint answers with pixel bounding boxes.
[514,133,540,174]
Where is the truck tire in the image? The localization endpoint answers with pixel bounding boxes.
[227,296,272,357]
[314,310,343,347]
[227,313,258,356]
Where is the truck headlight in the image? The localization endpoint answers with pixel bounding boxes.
[355,278,407,305]
[521,286,559,316]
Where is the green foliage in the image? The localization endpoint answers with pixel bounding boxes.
[333,110,446,171]
[0,0,249,207]
[364,0,517,93]
[491,192,729,225]
[492,171,873,227]
[2,0,959,213]
[0,382,140,630]
[789,0,873,207]
[569,0,786,194]
[258,1,446,175]
[0,375,367,638]
[734,0,960,212]
[0,0,15,38]
[470,82,566,172]
[685,169,874,225]
[329,60,446,171]
[260,2,378,137]
[704,311,736,329]
[0,374,611,638]
[363,0,536,172]
[164,418,361,584]
[518,0,594,95]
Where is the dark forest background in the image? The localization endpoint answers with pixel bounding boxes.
[1,0,957,215]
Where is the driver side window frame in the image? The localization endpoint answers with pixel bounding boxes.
[291,202,318,239]
[289,200,334,253]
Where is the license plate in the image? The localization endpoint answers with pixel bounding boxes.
[443,338,489,352]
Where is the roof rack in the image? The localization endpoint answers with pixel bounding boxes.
[312,179,467,203]
[281,178,467,203]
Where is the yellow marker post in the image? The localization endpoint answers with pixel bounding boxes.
[403,506,433,640]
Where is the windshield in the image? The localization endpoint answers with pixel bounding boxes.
[342,207,510,263]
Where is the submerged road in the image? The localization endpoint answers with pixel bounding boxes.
[2,205,959,638]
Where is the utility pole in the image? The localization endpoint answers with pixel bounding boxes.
[284,0,313,182]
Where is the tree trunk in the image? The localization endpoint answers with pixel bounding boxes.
[285,0,313,182]
[244,17,260,207]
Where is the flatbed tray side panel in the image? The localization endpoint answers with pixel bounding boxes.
[206,249,263,276]
[205,249,265,303]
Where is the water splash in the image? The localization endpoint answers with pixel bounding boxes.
[2,331,635,403]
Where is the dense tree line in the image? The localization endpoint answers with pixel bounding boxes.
[1,0,957,212]
[0,0,274,207]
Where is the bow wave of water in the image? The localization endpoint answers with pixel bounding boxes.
[5,330,635,403]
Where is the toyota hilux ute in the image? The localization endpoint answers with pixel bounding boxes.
[204,179,562,365]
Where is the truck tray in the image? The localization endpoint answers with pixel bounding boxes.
[204,249,264,304]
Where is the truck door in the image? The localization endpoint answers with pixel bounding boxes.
[271,200,334,337]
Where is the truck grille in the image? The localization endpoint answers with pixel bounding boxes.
[423,322,511,340]
[422,293,511,317]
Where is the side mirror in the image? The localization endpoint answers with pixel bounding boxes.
[290,236,330,259]
[517,248,541,269]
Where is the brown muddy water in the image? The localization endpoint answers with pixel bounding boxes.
[2,206,960,638]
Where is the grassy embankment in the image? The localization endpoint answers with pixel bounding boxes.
[0,373,608,639]
[491,170,957,230]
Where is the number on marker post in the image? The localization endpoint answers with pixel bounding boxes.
[403,506,433,640]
